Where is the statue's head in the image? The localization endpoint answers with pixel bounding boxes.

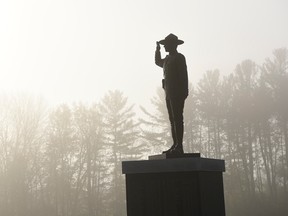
[159,33,184,53]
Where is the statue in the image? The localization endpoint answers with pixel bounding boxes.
[155,33,189,155]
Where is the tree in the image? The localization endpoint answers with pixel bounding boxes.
[0,94,47,216]
[183,84,200,153]
[262,48,288,195]
[73,103,105,216]
[45,104,76,216]
[232,60,259,199]
[196,70,223,158]
[139,87,171,154]
[99,90,140,216]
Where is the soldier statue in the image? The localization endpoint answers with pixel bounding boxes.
[155,33,189,154]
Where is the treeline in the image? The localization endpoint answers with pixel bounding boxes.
[0,48,288,216]
[0,91,143,216]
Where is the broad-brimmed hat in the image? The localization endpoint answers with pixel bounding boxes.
[159,33,184,45]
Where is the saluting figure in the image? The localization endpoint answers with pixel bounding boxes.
[155,33,189,154]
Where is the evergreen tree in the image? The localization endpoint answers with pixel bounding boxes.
[99,90,139,216]
[139,88,171,154]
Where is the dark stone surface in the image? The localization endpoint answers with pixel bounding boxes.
[122,157,226,216]
[122,157,225,174]
[149,153,201,160]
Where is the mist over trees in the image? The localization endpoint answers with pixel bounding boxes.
[1,48,288,216]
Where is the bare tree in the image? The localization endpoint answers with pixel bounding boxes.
[0,93,47,216]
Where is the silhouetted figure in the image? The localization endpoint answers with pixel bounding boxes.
[155,33,188,154]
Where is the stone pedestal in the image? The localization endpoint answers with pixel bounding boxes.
[122,154,225,216]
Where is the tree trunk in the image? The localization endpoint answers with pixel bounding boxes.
[247,123,255,198]
[87,139,93,216]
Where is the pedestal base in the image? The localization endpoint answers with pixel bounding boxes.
[149,153,201,160]
[122,156,225,216]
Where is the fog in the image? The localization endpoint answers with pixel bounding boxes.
[1,0,288,216]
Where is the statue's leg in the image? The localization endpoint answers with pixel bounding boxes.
[162,99,176,153]
[170,98,185,154]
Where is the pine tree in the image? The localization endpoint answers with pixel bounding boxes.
[139,87,171,154]
[99,90,139,216]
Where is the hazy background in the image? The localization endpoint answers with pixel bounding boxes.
[1,1,288,216]
[1,0,288,106]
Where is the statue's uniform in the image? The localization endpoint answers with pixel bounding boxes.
[155,50,188,149]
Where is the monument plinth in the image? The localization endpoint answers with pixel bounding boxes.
[122,154,225,216]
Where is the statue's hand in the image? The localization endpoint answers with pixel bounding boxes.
[156,42,160,51]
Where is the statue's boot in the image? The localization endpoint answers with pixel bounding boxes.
[162,144,176,154]
[170,144,184,154]
[169,123,184,154]
[163,123,177,154]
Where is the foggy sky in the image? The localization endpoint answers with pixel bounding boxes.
[1,0,288,106]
